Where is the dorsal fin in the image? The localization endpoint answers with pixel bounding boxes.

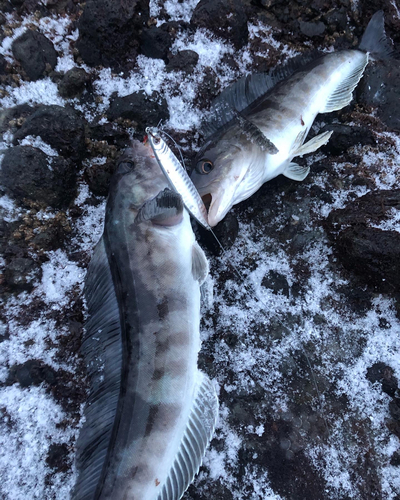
[72,237,123,500]
[202,51,321,137]
[157,371,218,500]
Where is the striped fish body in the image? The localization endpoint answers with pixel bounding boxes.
[73,141,218,500]
[191,12,391,226]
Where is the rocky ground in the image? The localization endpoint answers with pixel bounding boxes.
[0,0,400,499]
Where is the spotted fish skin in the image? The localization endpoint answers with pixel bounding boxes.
[191,12,391,226]
[73,141,218,500]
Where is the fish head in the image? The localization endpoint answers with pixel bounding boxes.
[191,136,260,227]
[111,140,185,227]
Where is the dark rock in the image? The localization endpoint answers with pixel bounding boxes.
[0,322,9,342]
[46,443,70,472]
[31,223,67,251]
[366,363,398,398]
[389,398,400,422]
[0,146,77,208]
[322,9,347,34]
[357,60,400,131]
[391,450,400,466]
[0,54,7,74]
[12,29,57,81]
[87,121,131,150]
[58,67,90,98]
[84,159,116,197]
[139,24,172,61]
[76,0,149,69]
[191,0,249,50]
[4,257,40,291]
[106,91,169,132]
[299,20,326,37]
[6,359,57,388]
[319,124,375,156]
[261,270,290,297]
[167,50,199,73]
[325,189,400,293]
[0,104,35,135]
[13,105,86,163]
[196,212,239,256]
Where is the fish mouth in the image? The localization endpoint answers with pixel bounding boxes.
[201,192,230,227]
[201,193,212,212]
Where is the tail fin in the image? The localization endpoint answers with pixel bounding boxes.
[359,11,394,59]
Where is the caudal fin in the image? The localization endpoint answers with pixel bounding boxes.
[359,11,393,59]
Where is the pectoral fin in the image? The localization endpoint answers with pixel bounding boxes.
[292,130,333,157]
[283,163,310,181]
[135,188,184,226]
[158,371,218,500]
[320,55,368,112]
[192,241,209,285]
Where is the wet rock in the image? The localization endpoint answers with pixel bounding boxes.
[320,124,375,156]
[0,104,35,135]
[4,257,40,291]
[366,363,398,398]
[325,189,400,293]
[0,146,77,208]
[167,50,199,73]
[12,29,57,81]
[191,0,249,50]
[76,0,149,69]
[299,20,326,37]
[106,91,169,132]
[261,270,290,297]
[139,24,172,61]
[58,67,91,98]
[46,443,70,472]
[357,60,400,132]
[13,105,86,163]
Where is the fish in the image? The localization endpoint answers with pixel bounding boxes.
[146,127,210,230]
[190,11,393,226]
[73,140,218,500]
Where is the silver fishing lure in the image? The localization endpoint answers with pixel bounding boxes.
[146,127,211,230]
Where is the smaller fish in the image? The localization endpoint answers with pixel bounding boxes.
[146,127,211,230]
[191,11,393,227]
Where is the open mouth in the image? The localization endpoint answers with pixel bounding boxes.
[201,193,212,212]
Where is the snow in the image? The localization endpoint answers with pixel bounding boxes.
[1,4,400,500]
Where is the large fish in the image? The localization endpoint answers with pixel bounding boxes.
[191,11,392,226]
[73,140,218,500]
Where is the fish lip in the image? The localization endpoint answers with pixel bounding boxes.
[206,192,231,227]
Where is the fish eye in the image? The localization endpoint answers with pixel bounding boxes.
[197,159,214,174]
[117,160,135,174]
